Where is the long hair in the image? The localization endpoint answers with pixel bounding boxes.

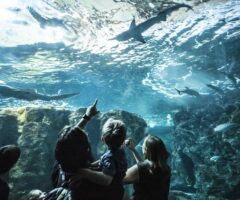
[144,135,170,173]
[55,126,93,173]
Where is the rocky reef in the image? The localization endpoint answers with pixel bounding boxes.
[0,106,147,200]
[170,91,240,199]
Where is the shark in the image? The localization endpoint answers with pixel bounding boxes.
[175,87,200,97]
[0,85,79,101]
[206,84,224,94]
[114,3,192,43]
[27,6,64,28]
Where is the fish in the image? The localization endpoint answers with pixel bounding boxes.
[214,122,240,133]
[206,84,224,94]
[27,6,64,28]
[0,85,79,101]
[210,156,222,162]
[175,87,200,97]
[114,3,193,43]
[178,150,195,186]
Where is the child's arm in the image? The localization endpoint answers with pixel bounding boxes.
[125,139,143,163]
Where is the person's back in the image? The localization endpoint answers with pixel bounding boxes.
[133,161,170,200]
[99,148,127,186]
[124,135,171,200]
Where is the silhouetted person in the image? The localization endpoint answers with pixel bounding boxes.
[124,135,171,200]
[0,145,21,200]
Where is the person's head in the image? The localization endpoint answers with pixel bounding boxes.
[26,189,46,200]
[142,135,170,170]
[55,126,93,173]
[101,118,126,149]
[0,145,21,175]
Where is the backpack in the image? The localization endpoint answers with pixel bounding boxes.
[55,126,93,174]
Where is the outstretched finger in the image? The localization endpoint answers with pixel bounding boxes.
[92,99,98,107]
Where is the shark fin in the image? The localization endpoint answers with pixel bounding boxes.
[129,18,146,43]
[175,88,181,95]
[130,18,137,30]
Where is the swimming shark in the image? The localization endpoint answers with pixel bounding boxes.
[206,84,224,94]
[0,85,79,101]
[175,87,200,97]
[27,6,64,28]
[114,3,192,43]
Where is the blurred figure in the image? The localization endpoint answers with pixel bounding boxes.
[0,145,21,200]
[124,135,171,200]
[26,189,46,200]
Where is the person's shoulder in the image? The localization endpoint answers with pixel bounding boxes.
[142,160,152,167]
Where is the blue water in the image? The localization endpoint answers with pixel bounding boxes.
[0,0,240,125]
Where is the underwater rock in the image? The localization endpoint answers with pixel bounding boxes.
[10,122,57,199]
[224,104,238,115]
[224,181,240,200]
[171,98,240,198]
[9,107,71,200]
[0,113,19,146]
[231,110,240,124]
[24,107,71,132]
[173,110,190,124]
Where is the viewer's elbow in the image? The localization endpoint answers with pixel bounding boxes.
[101,174,113,186]
[123,176,131,184]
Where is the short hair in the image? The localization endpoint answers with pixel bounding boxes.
[102,118,126,149]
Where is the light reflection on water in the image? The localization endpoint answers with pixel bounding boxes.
[0,0,239,120]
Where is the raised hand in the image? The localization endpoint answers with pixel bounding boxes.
[125,138,136,151]
[86,99,99,118]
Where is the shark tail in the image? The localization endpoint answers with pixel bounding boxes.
[162,4,193,16]
[48,92,80,100]
[175,88,181,95]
